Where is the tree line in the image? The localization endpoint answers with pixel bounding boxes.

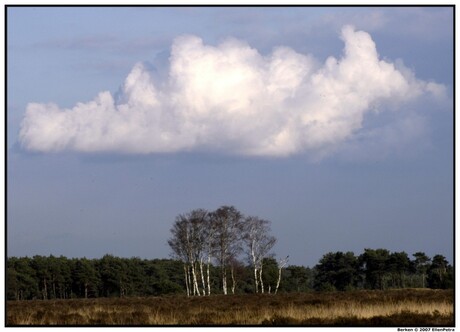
[6,249,452,301]
[6,206,453,300]
[6,255,187,301]
[6,254,302,301]
[6,250,452,301]
[313,249,453,291]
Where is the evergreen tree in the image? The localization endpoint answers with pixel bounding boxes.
[427,254,452,289]
[359,249,391,290]
[386,251,411,288]
[413,252,431,288]
[73,258,99,298]
[314,251,358,291]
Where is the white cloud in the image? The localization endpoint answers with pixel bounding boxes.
[19,25,448,158]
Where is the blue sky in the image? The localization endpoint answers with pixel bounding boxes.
[7,6,453,266]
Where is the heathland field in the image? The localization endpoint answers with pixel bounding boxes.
[7,289,453,326]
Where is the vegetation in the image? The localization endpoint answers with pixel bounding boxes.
[168,206,278,296]
[6,249,452,301]
[7,289,453,326]
[6,205,453,326]
[165,206,453,296]
[313,249,453,291]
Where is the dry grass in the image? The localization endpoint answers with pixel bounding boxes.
[7,289,454,326]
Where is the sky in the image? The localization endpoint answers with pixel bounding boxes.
[6,6,454,267]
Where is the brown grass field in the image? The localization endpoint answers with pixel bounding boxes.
[6,289,454,326]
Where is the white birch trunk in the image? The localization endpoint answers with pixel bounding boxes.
[275,256,289,295]
[222,266,227,295]
[253,267,259,293]
[184,264,190,297]
[191,263,200,296]
[199,258,206,296]
[251,239,259,293]
[231,265,236,294]
[206,255,211,295]
[259,266,264,294]
[275,267,282,295]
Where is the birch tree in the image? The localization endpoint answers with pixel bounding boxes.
[275,256,289,294]
[189,209,214,296]
[168,209,209,296]
[202,214,216,295]
[243,216,276,293]
[210,206,244,295]
[168,216,191,296]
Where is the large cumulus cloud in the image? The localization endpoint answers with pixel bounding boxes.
[19,25,448,157]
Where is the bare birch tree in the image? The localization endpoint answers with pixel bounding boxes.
[243,216,276,293]
[168,209,209,296]
[210,206,244,295]
[169,206,278,296]
[193,210,216,296]
[275,256,289,294]
[202,216,216,295]
[168,217,192,296]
